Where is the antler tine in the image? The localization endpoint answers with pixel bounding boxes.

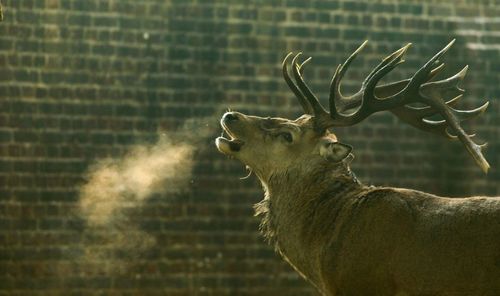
[404,39,456,94]
[326,44,411,127]
[388,62,469,128]
[428,63,445,81]
[329,41,368,115]
[400,95,490,131]
[298,56,312,74]
[361,40,454,112]
[364,43,412,86]
[328,41,408,117]
[282,52,314,114]
[425,95,490,173]
[362,44,411,108]
[340,41,369,77]
[340,62,447,114]
[291,53,329,119]
[421,101,489,128]
[329,64,344,117]
[326,42,413,127]
[393,94,463,121]
[393,63,471,135]
[371,62,446,103]
[331,41,368,99]
[392,95,489,139]
[420,65,467,98]
[448,101,489,122]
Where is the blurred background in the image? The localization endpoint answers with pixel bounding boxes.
[0,0,499,295]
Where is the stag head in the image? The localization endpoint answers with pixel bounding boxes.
[216,40,490,178]
[216,111,353,181]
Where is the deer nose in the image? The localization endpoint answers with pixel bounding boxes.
[223,112,239,122]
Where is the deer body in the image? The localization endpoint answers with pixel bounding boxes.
[215,41,499,295]
[259,162,500,295]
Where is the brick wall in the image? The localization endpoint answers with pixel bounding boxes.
[1,0,499,295]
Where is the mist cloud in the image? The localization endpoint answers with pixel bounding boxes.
[76,116,215,271]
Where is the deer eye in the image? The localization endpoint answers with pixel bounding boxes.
[279,132,293,143]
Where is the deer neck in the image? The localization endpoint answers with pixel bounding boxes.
[254,162,364,285]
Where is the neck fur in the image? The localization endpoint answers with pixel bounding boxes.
[253,161,363,286]
[253,161,362,249]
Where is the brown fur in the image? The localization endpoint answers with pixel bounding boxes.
[216,112,500,295]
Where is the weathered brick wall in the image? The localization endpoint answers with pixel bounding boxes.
[1,0,499,295]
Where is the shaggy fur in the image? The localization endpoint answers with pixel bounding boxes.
[258,161,500,295]
[216,111,500,296]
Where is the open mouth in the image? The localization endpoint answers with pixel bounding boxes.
[215,123,245,153]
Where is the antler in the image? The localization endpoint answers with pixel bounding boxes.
[282,40,490,173]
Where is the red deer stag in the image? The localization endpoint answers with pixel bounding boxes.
[215,40,500,295]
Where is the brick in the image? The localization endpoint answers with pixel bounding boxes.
[0,130,12,142]
[316,28,339,38]
[343,29,368,40]
[13,131,39,142]
[92,16,117,27]
[65,218,85,231]
[14,70,38,82]
[343,1,368,12]
[310,2,337,10]
[398,3,424,15]
[115,105,138,117]
[67,14,91,26]
[370,3,396,13]
[284,26,311,37]
[13,161,37,173]
[0,1,497,295]
[12,218,37,230]
[40,190,77,202]
[91,133,114,145]
[169,20,196,32]
[39,218,64,230]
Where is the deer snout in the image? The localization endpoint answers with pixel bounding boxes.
[222,112,240,123]
[216,111,247,155]
[220,111,246,137]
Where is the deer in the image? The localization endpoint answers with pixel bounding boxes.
[215,40,500,296]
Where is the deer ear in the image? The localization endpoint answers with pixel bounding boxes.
[320,140,353,163]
